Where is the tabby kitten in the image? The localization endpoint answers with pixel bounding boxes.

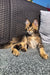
[11,19,48,59]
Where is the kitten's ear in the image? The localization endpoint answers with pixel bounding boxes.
[32,19,38,30]
[33,19,38,26]
[25,19,30,29]
[25,19,30,25]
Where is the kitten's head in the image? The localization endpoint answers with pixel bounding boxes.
[25,19,38,35]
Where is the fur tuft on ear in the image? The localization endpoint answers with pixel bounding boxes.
[25,19,30,25]
[33,19,38,26]
[32,19,38,30]
[25,19,30,29]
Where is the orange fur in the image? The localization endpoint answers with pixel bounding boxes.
[11,19,48,59]
[1,19,48,59]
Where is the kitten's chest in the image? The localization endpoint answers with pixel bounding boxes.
[27,36,38,48]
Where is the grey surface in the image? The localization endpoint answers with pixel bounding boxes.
[0,43,50,75]
[39,10,50,44]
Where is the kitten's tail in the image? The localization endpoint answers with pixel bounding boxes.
[0,37,20,49]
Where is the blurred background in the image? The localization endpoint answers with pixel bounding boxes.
[28,0,50,8]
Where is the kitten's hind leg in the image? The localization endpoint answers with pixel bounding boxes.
[36,36,48,59]
[38,41,48,59]
[39,47,48,59]
[11,44,20,56]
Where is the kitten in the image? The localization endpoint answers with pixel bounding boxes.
[11,19,48,59]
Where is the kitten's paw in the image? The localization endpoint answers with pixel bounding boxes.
[21,48,27,52]
[40,48,48,59]
[40,52,48,59]
[12,49,20,56]
[43,54,48,59]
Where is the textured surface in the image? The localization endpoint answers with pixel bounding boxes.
[39,10,50,43]
[0,43,50,75]
[0,0,47,44]
[0,0,11,44]
[10,0,47,39]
